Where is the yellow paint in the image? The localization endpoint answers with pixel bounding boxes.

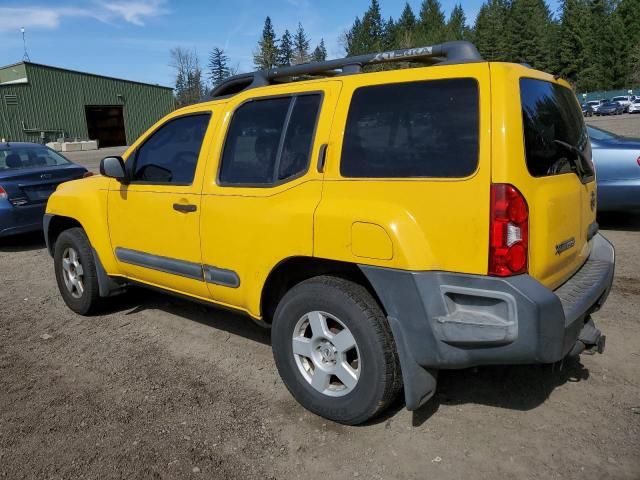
[46,59,594,319]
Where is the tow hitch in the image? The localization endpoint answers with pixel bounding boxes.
[569,317,606,357]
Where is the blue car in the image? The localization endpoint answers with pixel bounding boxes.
[0,142,90,237]
[588,125,640,212]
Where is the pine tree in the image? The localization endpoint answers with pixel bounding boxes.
[447,4,468,40]
[278,29,294,66]
[557,0,591,87]
[395,2,417,48]
[293,22,311,64]
[361,0,385,52]
[382,17,396,50]
[312,38,327,62]
[418,0,447,44]
[473,0,509,61]
[208,47,230,87]
[254,16,278,70]
[505,0,554,70]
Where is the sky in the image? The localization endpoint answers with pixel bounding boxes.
[0,0,562,89]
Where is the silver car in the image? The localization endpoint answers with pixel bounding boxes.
[588,125,640,212]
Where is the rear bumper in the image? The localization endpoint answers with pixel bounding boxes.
[0,201,46,237]
[360,233,615,409]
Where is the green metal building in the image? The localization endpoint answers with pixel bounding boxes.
[0,62,174,147]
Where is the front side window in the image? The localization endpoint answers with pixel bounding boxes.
[132,114,210,184]
[340,78,479,178]
[0,146,70,170]
[520,78,591,178]
[219,94,322,186]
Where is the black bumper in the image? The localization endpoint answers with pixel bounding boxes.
[360,233,615,410]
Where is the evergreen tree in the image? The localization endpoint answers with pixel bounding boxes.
[505,0,554,70]
[557,0,591,87]
[278,29,294,66]
[395,2,417,48]
[473,0,509,61]
[418,0,447,44]
[361,0,385,52]
[254,16,278,69]
[208,47,230,87]
[382,17,397,50]
[312,38,327,62]
[344,16,365,55]
[447,4,468,40]
[293,22,311,64]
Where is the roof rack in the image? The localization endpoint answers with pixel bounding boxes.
[208,40,482,99]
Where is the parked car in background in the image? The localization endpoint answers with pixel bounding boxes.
[596,101,626,116]
[628,99,640,114]
[588,125,640,212]
[0,143,90,237]
[587,100,604,113]
[581,103,594,116]
[610,95,633,112]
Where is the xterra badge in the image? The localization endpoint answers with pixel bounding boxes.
[555,237,576,255]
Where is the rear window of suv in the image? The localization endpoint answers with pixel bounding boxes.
[520,78,589,178]
[340,78,479,178]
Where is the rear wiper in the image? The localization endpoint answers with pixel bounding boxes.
[553,139,594,182]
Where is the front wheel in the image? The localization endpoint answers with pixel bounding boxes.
[271,276,402,425]
[54,227,101,315]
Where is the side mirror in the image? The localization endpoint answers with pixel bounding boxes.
[99,156,128,182]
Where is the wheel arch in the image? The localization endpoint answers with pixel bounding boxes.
[260,256,385,324]
[44,214,84,256]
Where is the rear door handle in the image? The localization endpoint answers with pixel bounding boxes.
[173,203,197,213]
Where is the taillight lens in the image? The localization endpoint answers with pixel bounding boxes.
[489,184,529,276]
[83,171,94,178]
[0,185,7,200]
[636,156,640,168]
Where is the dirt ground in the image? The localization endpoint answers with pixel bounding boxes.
[1,118,639,479]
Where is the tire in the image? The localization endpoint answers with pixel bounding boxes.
[53,227,101,315]
[271,275,402,425]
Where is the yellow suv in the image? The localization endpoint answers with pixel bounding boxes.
[44,42,615,425]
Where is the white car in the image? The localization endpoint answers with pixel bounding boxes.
[587,100,603,113]
[629,99,640,113]
[611,95,633,111]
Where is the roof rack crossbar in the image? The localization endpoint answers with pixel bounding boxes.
[208,41,482,99]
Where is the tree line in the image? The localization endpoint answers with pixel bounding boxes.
[344,0,639,92]
[172,0,640,106]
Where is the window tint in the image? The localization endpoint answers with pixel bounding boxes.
[0,146,70,170]
[132,114,210,184]
[340,79,479,178]
[219,94,321,185]
[520,78,589,178]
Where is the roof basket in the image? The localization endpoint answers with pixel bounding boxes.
[208,40,482,99]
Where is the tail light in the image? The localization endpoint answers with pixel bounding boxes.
[636,156,640,168]
[83,171,94,178]
[0,185,6,200]
[489,184,529,276]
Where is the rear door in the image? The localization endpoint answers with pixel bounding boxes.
[491,65,596,289]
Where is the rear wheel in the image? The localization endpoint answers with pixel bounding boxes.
[54,228,101,315]
[271,275,402,425]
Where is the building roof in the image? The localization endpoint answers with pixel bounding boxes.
[0,61,173,90]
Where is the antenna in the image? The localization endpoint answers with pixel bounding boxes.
[21,27,31,62]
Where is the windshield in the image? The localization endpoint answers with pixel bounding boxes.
[520,78,591,179]
[587,101,599,106]
[612,97,626,102]
[587,125,618,141]
[0,145,70,171]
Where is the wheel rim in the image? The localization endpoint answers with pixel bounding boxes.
[61,247,85,299]
[292,311,360,397]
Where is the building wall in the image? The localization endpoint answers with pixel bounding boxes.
[0,63,174,144]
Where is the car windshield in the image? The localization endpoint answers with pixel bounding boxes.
[587,101,599,106]
[634,99,640,104]
[612,97,626,102]
[0,145,70,171]
[587,125,618,141]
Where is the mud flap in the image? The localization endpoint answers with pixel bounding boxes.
[388,315,438,410]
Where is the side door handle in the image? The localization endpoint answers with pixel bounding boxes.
[173,203,197,213]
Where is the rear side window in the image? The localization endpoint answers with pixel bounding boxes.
[340,78,479,178]
[520,78,589,178]
[219,94,321,186]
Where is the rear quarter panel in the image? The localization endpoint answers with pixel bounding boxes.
[315,63,492,273]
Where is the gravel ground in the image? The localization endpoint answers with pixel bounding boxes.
[586,112,640,137]
[1,117,639,479]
